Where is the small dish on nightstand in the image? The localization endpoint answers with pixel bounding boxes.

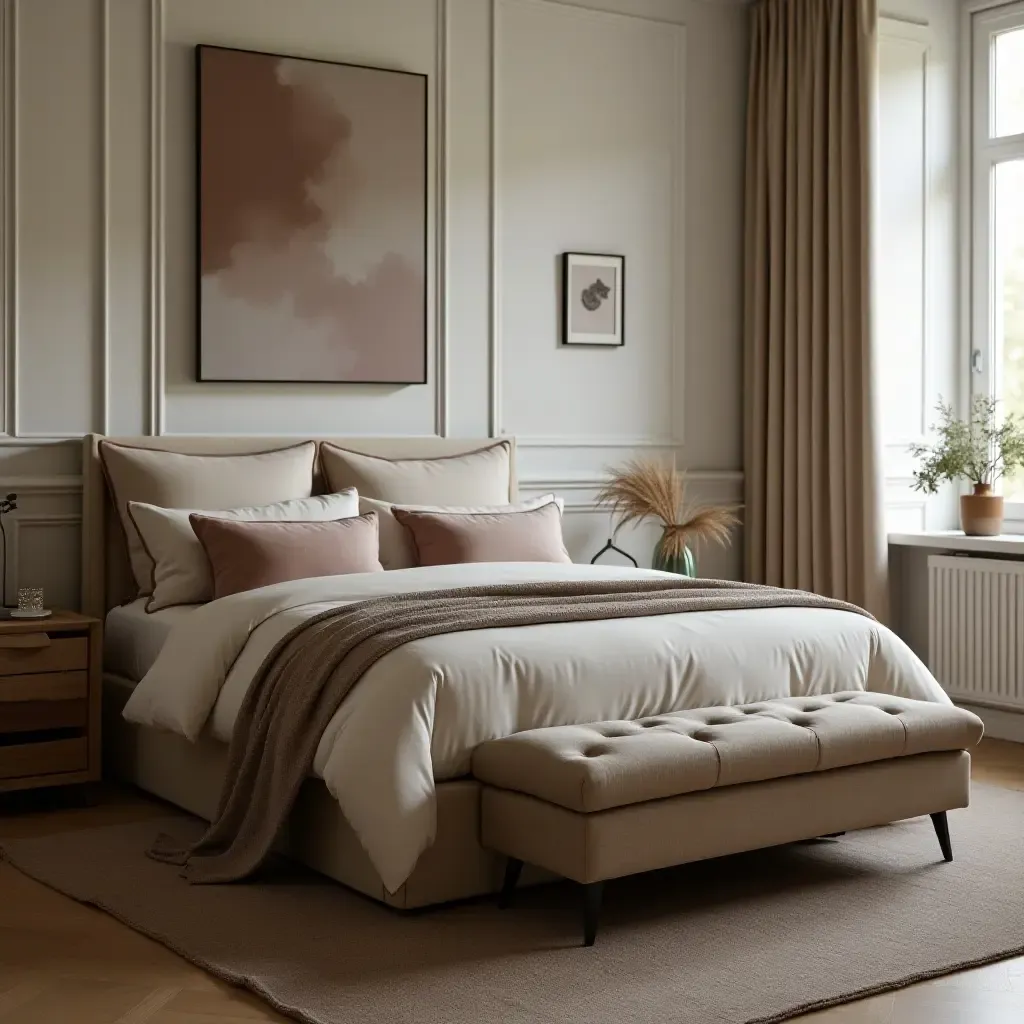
[9,608,52,618]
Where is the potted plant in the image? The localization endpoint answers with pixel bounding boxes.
[594,458,740,576]
[910,397,1024,536]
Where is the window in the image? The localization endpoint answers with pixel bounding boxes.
[972,3,1024,511]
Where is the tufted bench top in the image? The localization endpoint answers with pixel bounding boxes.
[471,692,984,813]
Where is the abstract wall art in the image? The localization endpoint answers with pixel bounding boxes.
[561,252,625,347]
[196,45,427,383]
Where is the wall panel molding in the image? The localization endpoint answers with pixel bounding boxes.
[3,475,82,496]
[434,0,449,436]
[517,434,681,449]
[489,0,687,447]
[8,512,82,608]
[0,477,83,607]
[520,471,744,488]
[879,19,932,451]
[2,0,110,441]
[148,0,448,440]
[97,0,110,435]
[487,0,501,437]
[1,0,15,439]
[669,18,686,448]
[12,0,104,439]
[11,512,81,526]
[147,0,165,436]
[519,468,744,512]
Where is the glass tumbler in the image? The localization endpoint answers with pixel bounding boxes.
[17,587,44,614]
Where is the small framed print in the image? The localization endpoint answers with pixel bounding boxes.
[561,252,625,347]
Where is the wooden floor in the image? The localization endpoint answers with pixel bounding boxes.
[1,741,1023,1024]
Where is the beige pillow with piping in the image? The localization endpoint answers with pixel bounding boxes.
[99,440,317,595]
[129,490,359,611]
[320,441,512,506]
[361,494,562,570]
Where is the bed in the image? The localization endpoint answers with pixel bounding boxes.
[85,434,949,908]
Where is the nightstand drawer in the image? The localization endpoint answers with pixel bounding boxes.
[0,698,88,733]
[0,736,88,780]
[0,671,88,703]
[0,635,88,676]
[0,613,99,792]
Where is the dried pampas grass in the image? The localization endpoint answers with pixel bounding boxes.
[594,458,740,561]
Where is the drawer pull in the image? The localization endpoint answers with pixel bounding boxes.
[0,634,50,650]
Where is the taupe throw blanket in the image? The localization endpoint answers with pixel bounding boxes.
[151,577,871,884]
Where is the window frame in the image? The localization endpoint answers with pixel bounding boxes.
[970,0,1024,527]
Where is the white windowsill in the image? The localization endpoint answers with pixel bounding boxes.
[888,531,1024,556]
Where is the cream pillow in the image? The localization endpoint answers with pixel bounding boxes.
[100,441,317,594]
[361,494,562,570]
[320,441,512,505]
[128,490,359,612]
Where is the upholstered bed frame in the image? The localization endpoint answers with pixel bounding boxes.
[84,434,533,909]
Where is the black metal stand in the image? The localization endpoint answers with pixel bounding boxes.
[589,538,638,568]
[931,811,953,862]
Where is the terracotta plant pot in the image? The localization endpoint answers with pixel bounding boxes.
[960,484,1004,537]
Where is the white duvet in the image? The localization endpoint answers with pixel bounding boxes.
[124,561,949,892]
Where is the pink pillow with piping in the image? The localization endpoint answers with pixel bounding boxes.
[189,512,383,599]
[392,501,571,567]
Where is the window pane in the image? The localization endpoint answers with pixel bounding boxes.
[994,28,1024,138]
[994,160,1024,500]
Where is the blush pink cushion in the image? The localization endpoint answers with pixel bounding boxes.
[392,501,571,567]
[189,512,383,599]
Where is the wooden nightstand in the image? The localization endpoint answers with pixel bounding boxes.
[0,611,101,793]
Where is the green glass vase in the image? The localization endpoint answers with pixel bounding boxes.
[652,531,697,577]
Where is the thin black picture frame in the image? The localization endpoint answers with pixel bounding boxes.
[561,251,626,348]
[194,43,429,385]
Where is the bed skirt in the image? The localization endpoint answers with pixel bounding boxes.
[102,674,547,909]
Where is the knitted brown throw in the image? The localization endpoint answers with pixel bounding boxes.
[150,577,871,884]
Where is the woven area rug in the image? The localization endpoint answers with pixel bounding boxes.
[3,784,1024,1024]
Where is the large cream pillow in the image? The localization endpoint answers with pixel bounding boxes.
[361,494,561,570]
[320,441,512,505]
[100,441,317,594]
[129,490,359,611]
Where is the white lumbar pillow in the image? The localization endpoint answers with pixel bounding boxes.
[360,494,563,570]
[128,490,359,612]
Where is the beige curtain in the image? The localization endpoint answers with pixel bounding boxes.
[743,0,887,619]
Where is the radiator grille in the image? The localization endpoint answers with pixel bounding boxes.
[928,554,1024,710]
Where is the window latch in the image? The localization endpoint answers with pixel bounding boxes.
[971,349,984,374]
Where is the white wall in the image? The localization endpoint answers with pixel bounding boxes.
[0,0,750,609]
[877,0,962,646]
[877,0,962,534]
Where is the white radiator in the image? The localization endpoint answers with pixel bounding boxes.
[928,554,1024,710]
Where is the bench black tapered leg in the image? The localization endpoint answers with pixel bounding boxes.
[582,882,604,947]
[499,857,523,909]
[931,812,953,862]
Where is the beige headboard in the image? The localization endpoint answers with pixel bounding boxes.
[81,435,516,618]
